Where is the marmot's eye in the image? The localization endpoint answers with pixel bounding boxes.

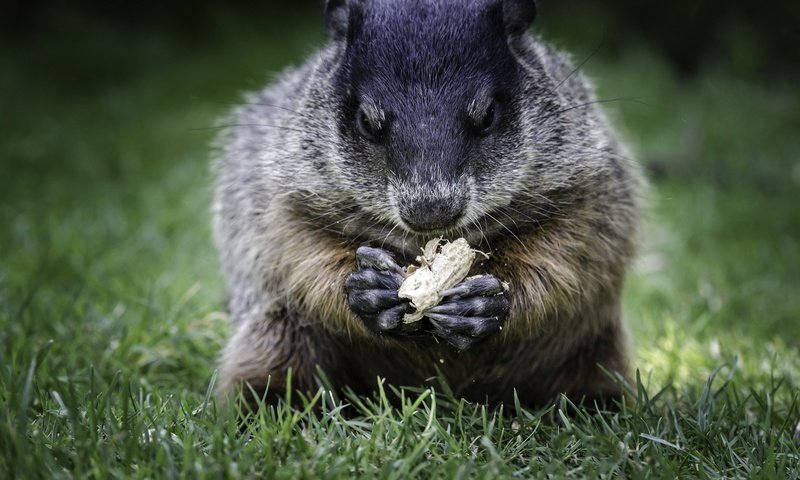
[470,98,501,136]
[356,104,386,142]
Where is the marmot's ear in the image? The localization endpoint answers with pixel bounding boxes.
[325,0,352,40]
[501,0,537,35]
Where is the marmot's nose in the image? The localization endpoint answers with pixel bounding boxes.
[399,198,465,232]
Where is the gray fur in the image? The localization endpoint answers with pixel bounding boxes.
[212,0,642,407]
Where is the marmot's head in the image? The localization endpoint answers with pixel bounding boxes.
[301,0,595,254]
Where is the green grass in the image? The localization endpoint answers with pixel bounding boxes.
[1,5,799,478]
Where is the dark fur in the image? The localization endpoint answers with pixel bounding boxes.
[212,0,642,408]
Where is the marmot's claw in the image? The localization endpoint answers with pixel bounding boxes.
[347,246,416,336]
[426,273,509,350]
[427,295,508,317]
[375,304,407,332]
[355,246,405,274]
[428,314,502,338]
[345,267,405,290]
[431,330,475,351]
[439,275,505,298]
[347,289,403,314]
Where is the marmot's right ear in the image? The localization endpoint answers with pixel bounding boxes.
[501,0,537,35]
[325,0,352,40]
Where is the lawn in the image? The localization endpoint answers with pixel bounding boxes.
[1,4,798,478]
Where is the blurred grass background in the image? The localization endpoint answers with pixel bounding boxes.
[1,0,799,476]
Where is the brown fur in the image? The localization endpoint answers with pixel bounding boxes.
[216,194,637,408]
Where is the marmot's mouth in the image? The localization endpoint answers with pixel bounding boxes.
[395,216,465,237]
[374,226,485,261]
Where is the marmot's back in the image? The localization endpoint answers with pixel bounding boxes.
[213,0,641,408]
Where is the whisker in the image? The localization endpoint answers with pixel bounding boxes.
[553,27,605,92]
[402,228,410,258]
[227,101,317,121]
[497,205,544,228]
[483,210,528,252]
[536,97,651,126]
[469,214,491,254]
[380,222,400,249]
[189,123,310,135]
[340,210,368,237]
[495,207,520,229]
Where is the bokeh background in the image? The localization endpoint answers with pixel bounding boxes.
[1,0,798,422]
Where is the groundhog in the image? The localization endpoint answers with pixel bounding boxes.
[212,0,641,409]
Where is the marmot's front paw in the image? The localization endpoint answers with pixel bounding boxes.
[345,246,417,335]
[426,275,509,351]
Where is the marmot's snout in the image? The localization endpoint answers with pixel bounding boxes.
[391,179,469,233]
[398,195,466,232]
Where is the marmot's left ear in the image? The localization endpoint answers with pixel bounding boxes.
[325,0,351,40]
[501,0,537,35]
